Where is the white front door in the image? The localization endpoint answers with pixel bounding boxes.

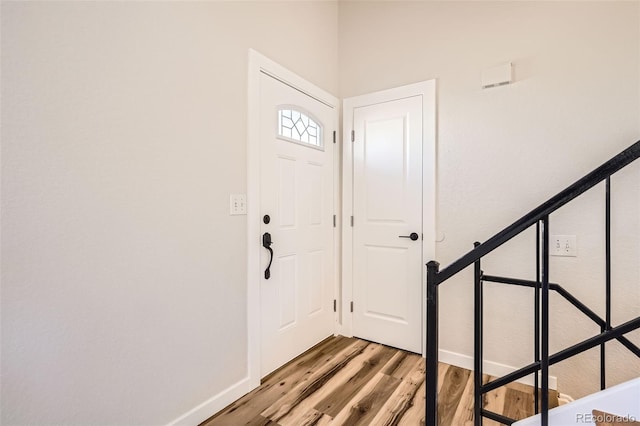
[259,72,335,376]
[350,95,424,354]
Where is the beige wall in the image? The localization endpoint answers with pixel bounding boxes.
[1,2,337,424]
[339,1,640,400]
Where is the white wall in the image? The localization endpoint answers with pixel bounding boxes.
[339,1,640,399]
[0,2,337,424]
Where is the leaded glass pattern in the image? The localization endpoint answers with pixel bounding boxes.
[278,108,322,148]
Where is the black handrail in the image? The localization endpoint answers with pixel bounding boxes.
[426,140,640,426]
[435,140,640,284]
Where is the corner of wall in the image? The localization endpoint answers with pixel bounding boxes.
[167,377,255,426]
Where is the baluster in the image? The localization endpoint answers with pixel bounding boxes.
[473,242,483,426]
[541,216,550,426]
[602,176,611,390]
[535,221,541,414]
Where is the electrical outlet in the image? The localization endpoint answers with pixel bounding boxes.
[230,194,247,215]
[550,235,577,257]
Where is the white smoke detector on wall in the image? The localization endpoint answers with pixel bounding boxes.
[482,62,513,89]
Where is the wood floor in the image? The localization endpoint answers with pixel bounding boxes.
[202,336,558,426]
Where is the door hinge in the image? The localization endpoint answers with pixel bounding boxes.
[351,130,355,142]
[333,214,336,228]
[350,216,354,227]
[350,301,354,312]
[333,299,337,312]
[333,131,336,144]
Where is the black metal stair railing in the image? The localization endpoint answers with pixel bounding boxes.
[425,140,640,426]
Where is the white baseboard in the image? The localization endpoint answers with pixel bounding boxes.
[439,349,558,390]
[167,376,258,426]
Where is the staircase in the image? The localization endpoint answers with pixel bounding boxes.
[425,141,640,426]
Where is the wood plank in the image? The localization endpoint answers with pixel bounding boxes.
[395,360,447,426]
[331,373,401,426]
[296,408,327,426]
[261,339,370,421]
[438,365,471,426]
[381,351,422,380]
[395,371,426,426]
[243,414,278,426]
[368,356,426,425]
[379,351,407,375]
[503,388,535,421]
[315,335,359,358]
[482,375,507,426]
[204,340,347,425]
[550,389,559,408]
[259,335,340,384]
[278,343,397,425]
[546,389,559,409]
[314,344,399,417]
[437,362,450,393]
[316,415,333,426]
[450,365,475,426]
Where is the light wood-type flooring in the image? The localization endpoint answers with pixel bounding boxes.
[202,336,558,426]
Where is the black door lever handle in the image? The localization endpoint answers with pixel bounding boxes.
[262,232,274,279]
[399,232,420,241]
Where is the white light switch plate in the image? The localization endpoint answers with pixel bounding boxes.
[550,235,577,257]
[230,194,247,215]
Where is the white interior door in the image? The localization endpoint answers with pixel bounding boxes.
[259,72,335,376]
[351,96,423,354]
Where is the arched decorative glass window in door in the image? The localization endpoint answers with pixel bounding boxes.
[277,107,323,150]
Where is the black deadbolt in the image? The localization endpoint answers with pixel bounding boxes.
[263,215,271,224]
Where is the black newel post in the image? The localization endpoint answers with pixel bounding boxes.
[426,261,440,426]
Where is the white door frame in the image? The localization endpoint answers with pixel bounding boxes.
[247,49,340,388]
[340,81,437,356]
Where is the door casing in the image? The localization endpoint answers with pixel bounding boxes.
[247,49,340,387]
[341,81,437,356]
